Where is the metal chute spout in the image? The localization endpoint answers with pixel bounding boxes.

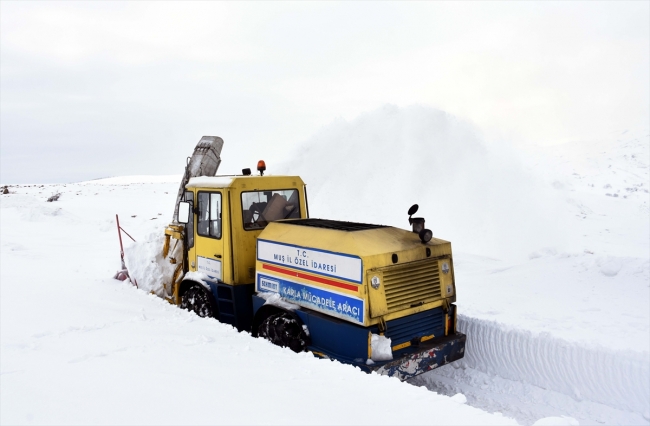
[172,136,224,223]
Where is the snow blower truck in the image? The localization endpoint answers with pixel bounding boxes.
[158,136,465,380]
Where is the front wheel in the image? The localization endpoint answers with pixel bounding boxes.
[180,284,216,318]
[258,312,308,353]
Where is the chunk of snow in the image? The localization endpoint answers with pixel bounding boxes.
[183,271,210,290]
[186,176,234,189]
[596,256,623,277]
[123,230,183,297]
[258,291,300,311]
[370,333,393,361]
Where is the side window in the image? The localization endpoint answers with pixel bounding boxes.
[209,193,221,238]
[198,192,222,239]
[241,189,300,230]
[183,191,194,248]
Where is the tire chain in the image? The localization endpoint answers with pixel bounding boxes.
[258,313,307,353]
[181,285,213,318]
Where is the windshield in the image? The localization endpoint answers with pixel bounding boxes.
[241,189,300,230]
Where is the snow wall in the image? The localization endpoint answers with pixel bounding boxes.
[458,315,649,416]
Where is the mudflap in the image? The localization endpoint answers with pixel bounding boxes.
[370,333,466,381]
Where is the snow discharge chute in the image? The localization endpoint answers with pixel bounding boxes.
[172,136,224,223]
[114,136,224,294]
[161,136,224,298]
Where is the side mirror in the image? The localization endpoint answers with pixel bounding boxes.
[178,201,191,224]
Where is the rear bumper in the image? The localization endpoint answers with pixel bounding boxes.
[368,332,466,381]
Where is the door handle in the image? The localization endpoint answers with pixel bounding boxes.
[215,254,222,258]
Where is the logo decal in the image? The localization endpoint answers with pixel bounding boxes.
[259,277,279,292]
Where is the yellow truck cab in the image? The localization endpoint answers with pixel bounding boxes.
[163,137,465,380]
[171,175,307,331]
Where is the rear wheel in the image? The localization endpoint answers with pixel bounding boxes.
[180,284,215,318]
[258,312,308,353]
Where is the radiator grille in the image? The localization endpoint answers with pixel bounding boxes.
[383,258,442,312]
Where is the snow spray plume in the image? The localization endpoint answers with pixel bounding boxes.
[281,105,569,261]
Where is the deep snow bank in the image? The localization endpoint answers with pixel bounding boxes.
[456,315,649,416]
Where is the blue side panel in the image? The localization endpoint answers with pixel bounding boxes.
[302,311,369,363]
[251,293,463,379]
[251,294,368,361]
[301,307,446,363]
[372,307,446,351]
[206,281,254,332]
[252,294,266,315]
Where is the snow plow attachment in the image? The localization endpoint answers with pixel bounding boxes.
[112,136,223,285]
[365,333,466,381]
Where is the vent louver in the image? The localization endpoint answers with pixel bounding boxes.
[383,258,442,312]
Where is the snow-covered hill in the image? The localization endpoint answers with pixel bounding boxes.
[1,106,648,425]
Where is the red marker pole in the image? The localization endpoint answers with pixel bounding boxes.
[116,214,126,270]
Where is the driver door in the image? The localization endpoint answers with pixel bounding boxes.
[195,191,225,282]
